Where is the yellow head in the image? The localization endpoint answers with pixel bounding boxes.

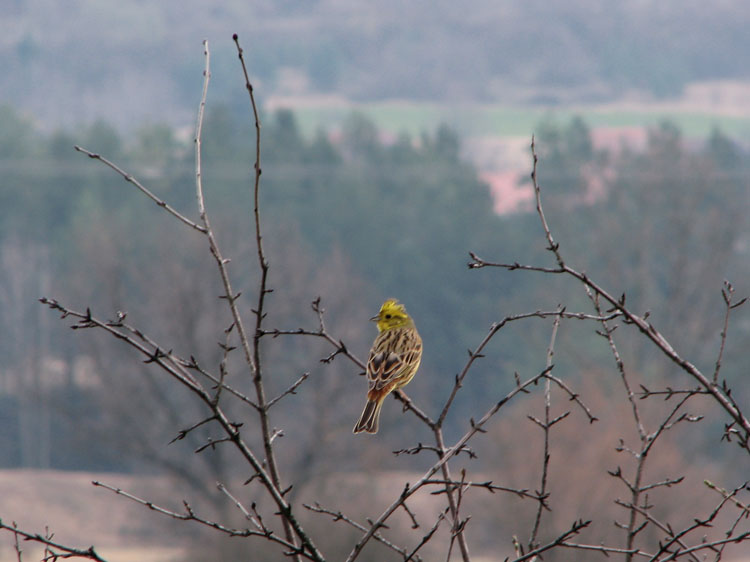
[371,298,413,331]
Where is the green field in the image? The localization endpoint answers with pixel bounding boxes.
[283,101,750,140]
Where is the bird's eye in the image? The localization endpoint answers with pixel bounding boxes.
[385,314,392,319]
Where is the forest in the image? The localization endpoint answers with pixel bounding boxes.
[1,98,749,461]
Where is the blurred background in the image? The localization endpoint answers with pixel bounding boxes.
[1,1,750,560]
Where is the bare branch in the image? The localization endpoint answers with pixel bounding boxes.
[12,522,22,562]
[92,481,304,554]
[469,140,750,448]
[425,479,547,506]
[267,372,310,409]
[303,503,418,561]
[613,499,701,562]
[437,308,608,427]
[433,429,471,561]
[405,511,448,562]
[704,480,750,515]
[169,415,218,445]
[217,482,262,531]
[713,281,745,384]
[73,145,206,234]
[0,520,107,562]
[185,354,260,411]
[542,372,598,423]
[346,365,552,561]
[41,296,320,560]
[529,312,561,549]
[512,519,591,561]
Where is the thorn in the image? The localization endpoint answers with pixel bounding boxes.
[469,418,487,433]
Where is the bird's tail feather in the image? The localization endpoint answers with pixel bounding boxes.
[353,399,383,434]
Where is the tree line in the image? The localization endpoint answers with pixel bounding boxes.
[0,103,748,473]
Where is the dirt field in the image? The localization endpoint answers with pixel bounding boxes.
[0,469,185,562]
[2,469,750,561]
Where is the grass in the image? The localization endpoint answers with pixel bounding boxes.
[285,101,750,141]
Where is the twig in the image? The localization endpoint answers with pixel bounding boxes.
[0,520,107,562]
[12,522,22,562]
[470,261,750,448]
[704,480,750,514]
[267,372,310,409]
[40,298,203,393]
[230,34,311,559]
[345,365,552,561]
[713,281,746,384]
[405,511,447,562]
[424,479,547,506]
[529,312,561,549]
[212,322,235,405]
[73,145,206,234]
[556,541,646,558]
[394,443,475,459]
[446,469,471,562]
[468,139,750,449]
[613,499,700,562]
[637,384,706,400]
[92,481,303,553]
[217,482,262,530]
[400,501,420,529]
[434,428,471,561]
[655,532,750,561]
[184,354,260,411]
[705,480,750,560]
[542,371,598,423]
[41,297,320,560]
[437,308,615,428]
[529,135,563,265]
[169,415,218,445]
[303,503,418,561]
[512,519,591,561]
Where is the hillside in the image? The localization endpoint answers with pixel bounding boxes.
[4,1,750,130]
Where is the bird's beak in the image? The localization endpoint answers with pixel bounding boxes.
[369,314,379,322]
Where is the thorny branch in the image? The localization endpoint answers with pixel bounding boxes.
[303,503,420,561]
[467,136,750,561]
[588,286,701,559]
[0,520,107,562]
[228,36,301,555]
[92,481,299,551]
[513,519,591,562]
[528,312,561,551]
[36,38,324,562]
[423,480,547,506]
[72,145,207,234]
[468,137,750,450]
[39,297,322,560]
[344,365,554,562]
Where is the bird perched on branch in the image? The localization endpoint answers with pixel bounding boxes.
[353,298,422,434]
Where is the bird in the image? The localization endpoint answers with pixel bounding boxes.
[353,298,422,434]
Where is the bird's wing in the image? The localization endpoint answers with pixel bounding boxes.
[367,329,421,391]
[367,348,406,391]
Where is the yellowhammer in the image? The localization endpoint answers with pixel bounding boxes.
[353,298,423,434]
